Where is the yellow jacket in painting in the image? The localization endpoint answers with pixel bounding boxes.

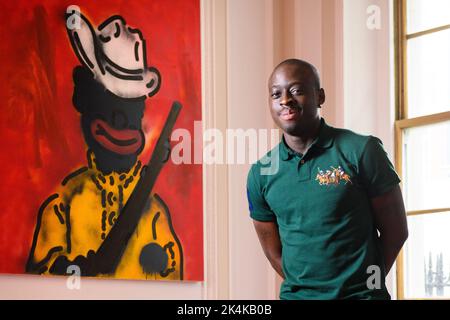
[26,151,183,280]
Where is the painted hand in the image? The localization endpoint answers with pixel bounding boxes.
[139,241,176,277]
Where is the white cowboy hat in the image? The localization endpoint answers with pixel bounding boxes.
[66,12,160,99]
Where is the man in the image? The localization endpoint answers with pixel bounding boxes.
[26,12,183,280]
[247,59,408,299]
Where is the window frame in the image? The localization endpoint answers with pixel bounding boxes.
[394,0,450,300]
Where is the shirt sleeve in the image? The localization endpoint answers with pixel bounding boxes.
[359,136,401,198]
[246,165,276,221]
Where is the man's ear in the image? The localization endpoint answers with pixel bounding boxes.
[146,67,161,97]
[318,88,325,107]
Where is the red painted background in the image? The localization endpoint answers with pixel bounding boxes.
[0,0,203,281]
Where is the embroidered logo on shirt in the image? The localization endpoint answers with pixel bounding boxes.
[315,166,352,186]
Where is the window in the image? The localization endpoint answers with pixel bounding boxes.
[395,0,450,299]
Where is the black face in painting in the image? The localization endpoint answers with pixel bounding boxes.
[73,66,147,174]
[268,60,325,137]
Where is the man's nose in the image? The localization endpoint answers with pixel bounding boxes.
[280,91,293,107]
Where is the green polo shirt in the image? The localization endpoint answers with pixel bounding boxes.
[247,118,400,300]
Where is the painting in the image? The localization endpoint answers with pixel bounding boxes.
[0,0,203,281]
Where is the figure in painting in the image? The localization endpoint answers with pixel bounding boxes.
[26,9,183,280]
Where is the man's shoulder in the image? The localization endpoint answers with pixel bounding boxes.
[247,143,283,187]
[254,142,282,166]
[329,125,380,153]
[249,142,282,174]
[330,126,372,144]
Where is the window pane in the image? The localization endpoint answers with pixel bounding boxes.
[403,121,450,211]
[407,29,450,118]
[407,0,450,34]
[403,212,450,299]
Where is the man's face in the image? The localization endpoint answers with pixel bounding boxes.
[269,64,325,136]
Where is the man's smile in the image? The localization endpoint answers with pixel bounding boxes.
[90,119,143,155]
[279,106,302,121]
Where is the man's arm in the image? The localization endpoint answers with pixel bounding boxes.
[370,184,408,274]
[253,220,285,279]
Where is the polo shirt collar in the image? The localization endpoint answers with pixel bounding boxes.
[280,118,334,161]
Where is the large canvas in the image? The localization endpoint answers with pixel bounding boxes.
[0,0,203,281]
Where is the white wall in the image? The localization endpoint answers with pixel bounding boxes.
[343,0,395,155]
[0,274,203,300]
[226,0,279,300]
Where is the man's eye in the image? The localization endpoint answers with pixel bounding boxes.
[271,92,280,99]
[291,88,303,95]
